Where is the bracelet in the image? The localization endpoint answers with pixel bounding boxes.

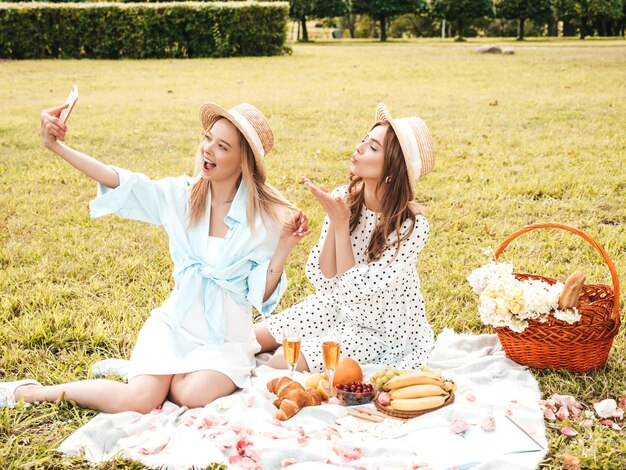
[267,265,284,276]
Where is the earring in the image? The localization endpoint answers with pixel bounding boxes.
[384,176,391,184]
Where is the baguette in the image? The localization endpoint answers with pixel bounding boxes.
[558,271,586,309]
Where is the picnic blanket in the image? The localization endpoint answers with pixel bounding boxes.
[58,329,548,469]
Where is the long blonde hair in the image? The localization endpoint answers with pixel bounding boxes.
[188,130,294,231]
[346,123,424,262]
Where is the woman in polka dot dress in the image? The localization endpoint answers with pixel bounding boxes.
[254,103,436,372]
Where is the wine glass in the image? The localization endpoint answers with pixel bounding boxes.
[322,331,341,396]
[282,328,301,378]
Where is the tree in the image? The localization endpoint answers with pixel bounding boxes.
[290,0,348,42]
[494,0,553,39]
[352,0,428,41]
[555,0,622,38]
[554,0,576,35]
[314,0,349,19]
[290,0,311,42]
[431,0,494,40]
[587,0,623,37]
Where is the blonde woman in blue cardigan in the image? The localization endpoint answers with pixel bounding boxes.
[0,103,309,413]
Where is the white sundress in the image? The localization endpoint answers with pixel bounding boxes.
[128,236,259,386]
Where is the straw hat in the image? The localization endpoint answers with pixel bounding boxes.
[200,103,274,179]
[375,103,435,183]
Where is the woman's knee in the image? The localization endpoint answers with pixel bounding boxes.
[267,349,310,372]
[267,349,288,369]
[171,371,237,408]
[115,390,165,414]
[254,321,280,352]
[117,376,171,413]
[175,389,217,409]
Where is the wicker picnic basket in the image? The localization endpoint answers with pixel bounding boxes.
[492,222,621,373]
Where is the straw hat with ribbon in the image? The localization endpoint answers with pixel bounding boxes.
[375,103,435,184]
[199,103,274,180]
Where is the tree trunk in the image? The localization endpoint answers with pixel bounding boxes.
[301,15,309,42]
[380,15,387,41]
[579,15,587,39]
[563,20,576,37]
[456,18,463,39]
[345,14,356,38]
[517,18,525,40]
[547,18,557,36]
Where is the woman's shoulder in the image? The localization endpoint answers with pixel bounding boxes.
[160,174,193,192]
[400,212,429,235]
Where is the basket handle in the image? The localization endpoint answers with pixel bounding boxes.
[493,222,620,324]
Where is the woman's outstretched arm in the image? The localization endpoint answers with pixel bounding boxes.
[40,104,120,189]
[263,210,310,302]
[302,177,355,277]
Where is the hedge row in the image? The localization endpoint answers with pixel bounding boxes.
[0,0,286,3]
[0,2,289,58]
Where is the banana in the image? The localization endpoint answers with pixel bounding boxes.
[420,366,444,377]
[390,383,447,400]
[390,395,447,411]
[384,371,444,391]
[442,379,458,393]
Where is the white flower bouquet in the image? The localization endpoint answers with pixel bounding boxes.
[468,260,581,333]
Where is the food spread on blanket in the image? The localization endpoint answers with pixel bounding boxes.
[375,366,457,412]
[267,358,367,418]
[269,360,458,420]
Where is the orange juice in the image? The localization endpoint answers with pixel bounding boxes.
[322,341,340,370]
[283,337,301,366]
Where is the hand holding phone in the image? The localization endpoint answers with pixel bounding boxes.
[59,85,78,124]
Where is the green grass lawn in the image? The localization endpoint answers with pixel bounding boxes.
[1,38,625,468]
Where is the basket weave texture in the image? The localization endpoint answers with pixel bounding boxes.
[492,223,621,373]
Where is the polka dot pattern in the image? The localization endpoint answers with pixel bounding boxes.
[267,186,434,372]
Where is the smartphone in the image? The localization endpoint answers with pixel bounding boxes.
[59,85,78,124]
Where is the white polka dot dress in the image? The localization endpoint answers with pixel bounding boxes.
[266,186,434,372]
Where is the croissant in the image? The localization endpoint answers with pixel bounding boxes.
[558,271,586,309]
[267,376,322,420]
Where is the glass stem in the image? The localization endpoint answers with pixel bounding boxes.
[328,369,335,397]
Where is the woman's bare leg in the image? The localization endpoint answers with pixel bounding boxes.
[267,347,310,372]
[168,370,237,408]
[14,374,172,414]
[253,320,281,352]
[255,320,310,371]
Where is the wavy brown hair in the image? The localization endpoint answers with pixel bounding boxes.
[188,128,293,231]
[346,123,424,262]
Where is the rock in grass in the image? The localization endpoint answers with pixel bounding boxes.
[477,45,502,54]
[502,48,515,55]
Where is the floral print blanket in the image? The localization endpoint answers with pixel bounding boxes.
[58,330,547,469]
